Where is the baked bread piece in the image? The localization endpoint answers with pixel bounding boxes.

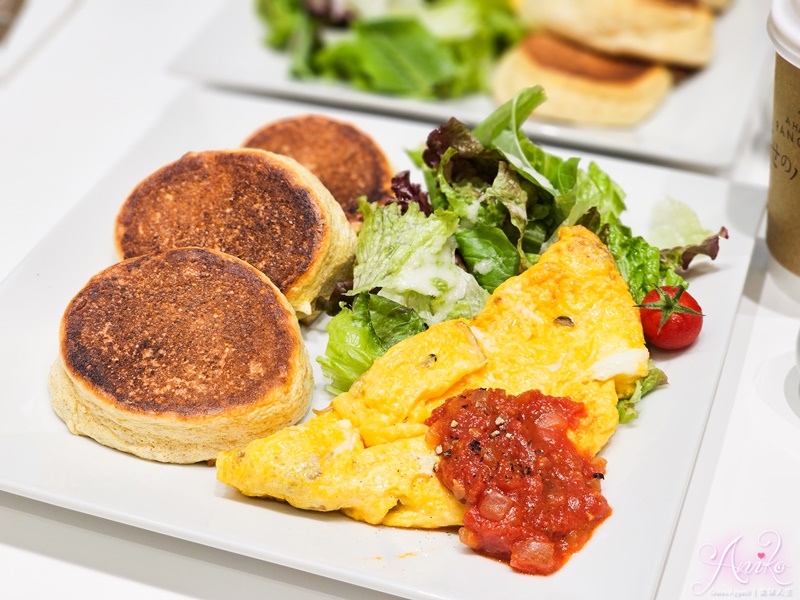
[48,247,313,464]
[514,0,715,68]
[492,32,673,127]
[115,148,357,319]
[700,0,732,11]
[243,115,394,228]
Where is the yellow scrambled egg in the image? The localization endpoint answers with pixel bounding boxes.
[216,225,649,528]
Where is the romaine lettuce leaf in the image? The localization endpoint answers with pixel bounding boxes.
[353,198,488,325]
[617,361,668,423]
[597,223,687,304]
[318,292,428,395]
[648,197,711,249]
[318,294,385,396]
[455,223,519,293]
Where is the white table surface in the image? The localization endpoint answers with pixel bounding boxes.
[0,1,789,598]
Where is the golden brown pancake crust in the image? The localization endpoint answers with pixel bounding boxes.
[243,115,393,224]
[522,33,651,83]
[115,149,325,292]
[61,247,298,418]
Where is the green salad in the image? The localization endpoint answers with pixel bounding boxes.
[317,87,727,422]
[255,0,524,98]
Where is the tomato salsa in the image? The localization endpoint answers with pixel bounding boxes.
[425,388,611,575]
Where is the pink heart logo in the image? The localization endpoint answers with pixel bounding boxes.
[758,552,766,560]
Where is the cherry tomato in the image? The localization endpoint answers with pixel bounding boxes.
[638,286,703,350]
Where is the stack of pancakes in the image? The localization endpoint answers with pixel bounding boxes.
[494,0,732,127]
[49,115,394,463]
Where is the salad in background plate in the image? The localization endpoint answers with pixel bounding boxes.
[257,0,524,98]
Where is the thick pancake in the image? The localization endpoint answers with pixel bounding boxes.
[115,148,357,319]
[243,115,394,227]
[492,32,673,127]
[514,0,714,68]
[48,247,314,463]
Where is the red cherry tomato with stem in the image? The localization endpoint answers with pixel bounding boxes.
[638,286,703,350]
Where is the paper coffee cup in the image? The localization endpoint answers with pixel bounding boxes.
[768,0,800,275]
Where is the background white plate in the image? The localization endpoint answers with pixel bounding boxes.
[0,0,78,82]
[0,86,765,600]
[170,0,773,173]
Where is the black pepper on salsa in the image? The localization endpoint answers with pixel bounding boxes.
[424,388,612,575]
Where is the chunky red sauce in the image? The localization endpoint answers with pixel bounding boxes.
[425,388,611,575]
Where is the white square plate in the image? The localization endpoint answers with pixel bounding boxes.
[0,0,77,82]
[0,86,765,600]
[170,0,773,172]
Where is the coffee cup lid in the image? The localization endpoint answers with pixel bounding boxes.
[770,0,800,65]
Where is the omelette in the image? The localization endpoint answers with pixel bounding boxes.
[216,225,649,528]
